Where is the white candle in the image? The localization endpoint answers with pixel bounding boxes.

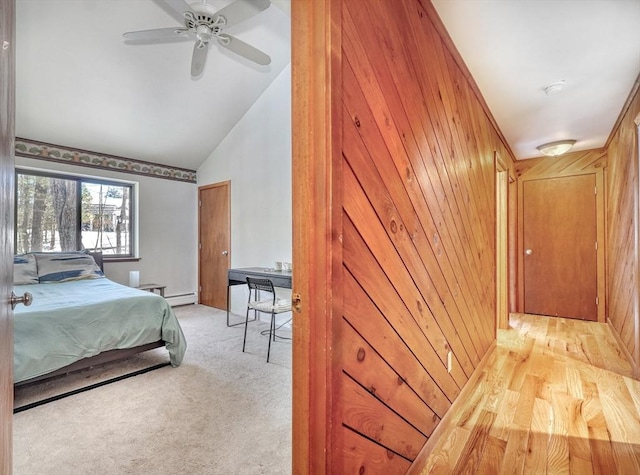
[129,270,140,288]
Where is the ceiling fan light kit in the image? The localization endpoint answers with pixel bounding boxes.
[536,139,577,157]
[123,0,272,77]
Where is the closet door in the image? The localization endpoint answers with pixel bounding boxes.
[523,174,598,320]
[198,181,231,310]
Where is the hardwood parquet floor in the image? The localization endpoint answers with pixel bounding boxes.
[418,313,640,474]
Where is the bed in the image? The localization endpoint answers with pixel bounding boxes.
[13,251,187,386]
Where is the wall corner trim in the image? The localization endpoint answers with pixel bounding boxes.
[606,318,640,379]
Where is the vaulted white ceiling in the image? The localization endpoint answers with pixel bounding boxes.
[16,0,291,171]
[16,1,640,169]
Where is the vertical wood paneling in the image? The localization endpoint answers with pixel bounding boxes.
[606,81,640,376]
[337,0,514,470]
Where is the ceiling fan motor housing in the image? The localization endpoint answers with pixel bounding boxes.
[185,4,226,42]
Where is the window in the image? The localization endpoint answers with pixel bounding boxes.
[16,170,135,257]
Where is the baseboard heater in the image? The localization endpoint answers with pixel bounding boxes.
[165,292,196,307]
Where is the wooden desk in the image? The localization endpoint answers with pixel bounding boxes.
[227,267,293,326]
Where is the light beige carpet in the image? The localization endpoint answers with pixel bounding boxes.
[13,305,292,475]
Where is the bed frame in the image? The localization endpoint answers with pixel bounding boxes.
[14,251,168,388]
[15,341,166,387]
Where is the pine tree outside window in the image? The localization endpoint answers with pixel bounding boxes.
[15,170,135,257]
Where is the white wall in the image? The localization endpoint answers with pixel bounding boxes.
[15,156,198,301]
[198,63,292,318]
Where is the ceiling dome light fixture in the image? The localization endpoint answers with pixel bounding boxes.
[536,140,577,157]
[543,80,566,96]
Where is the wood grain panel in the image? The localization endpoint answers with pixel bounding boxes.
[342,108,480,375]
[342,318,439,438]
[403,11,494,297]
[606,81,640,376]
[342,215,461,401]
[337,0,511,468]
[342,374,427,460]
[0,1,15,473]
[336,0,516,469]
[294,0,517,471]
[343,269,451,418]
[341,9,492,357]
[515,149,607,179]
[342,0,495,361]
[343,425,412,474]
[291,0,342,472]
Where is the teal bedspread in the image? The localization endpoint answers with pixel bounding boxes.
[13,277,187,383]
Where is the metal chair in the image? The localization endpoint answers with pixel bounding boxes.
[243,277,292,362]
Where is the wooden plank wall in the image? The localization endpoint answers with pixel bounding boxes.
[338,0,514,471]
[606,83,640,374]
[514,149,607,179]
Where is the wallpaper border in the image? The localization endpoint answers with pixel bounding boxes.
[15,137,197,184]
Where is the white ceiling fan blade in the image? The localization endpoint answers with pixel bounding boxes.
[191,41,209,77]
[123,27,190,42]
[214,0,271,29]
[158,0,195,24]
[217,34,271,65]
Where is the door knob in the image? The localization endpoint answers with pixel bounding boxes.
[525,249,533,255]
[10,291,33,310]
[221,250,229,256]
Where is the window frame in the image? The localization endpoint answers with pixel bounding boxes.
[15,167,138,260]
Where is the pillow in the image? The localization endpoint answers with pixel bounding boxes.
[14,254,39,285]
[34,252,104,283]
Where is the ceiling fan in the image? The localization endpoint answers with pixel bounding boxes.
[123,0,272,77]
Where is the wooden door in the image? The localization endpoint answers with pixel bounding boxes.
[523,174,597,320]
[0,0,15,472]
[198,181,230,310]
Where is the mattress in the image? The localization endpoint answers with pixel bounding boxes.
[13,277,187,383]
